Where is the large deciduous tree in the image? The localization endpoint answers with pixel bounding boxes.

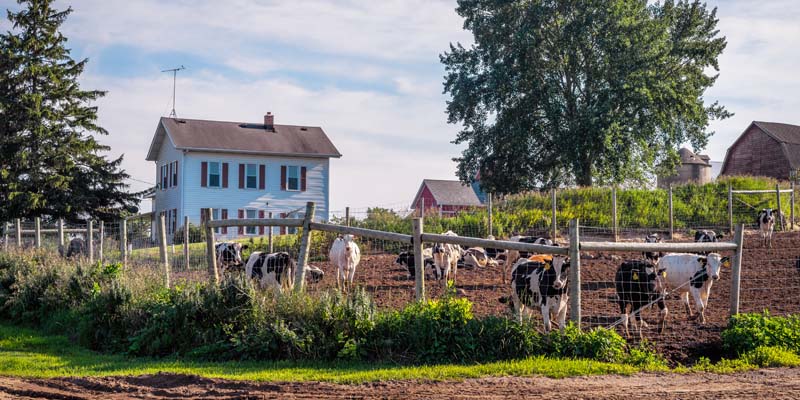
[442,0,731,193]
[0,0,139,222]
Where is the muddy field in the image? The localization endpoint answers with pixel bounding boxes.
[293,231,800,364]
[3,369,800,399]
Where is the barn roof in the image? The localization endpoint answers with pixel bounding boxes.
[146,117,341,161]
[752,121,800,169]
[412,179,484,208]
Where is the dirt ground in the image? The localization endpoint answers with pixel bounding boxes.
[3,369,800,399]
[296,231,800,365]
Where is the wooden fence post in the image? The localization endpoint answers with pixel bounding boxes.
[789,181,794,230]
[413,217,425,301]
[268,211,274,253]
[668,185,674,240]
[294,202,317,293]
[728,184,734,233]
[569,219,581,327]
[121,219,127,269]
[730,224,745,317]
[159,213,170,288]
[87,220,94,264]
[183,216,190,270]
[98,221,105,263]
[34,217,41,248]
[15,219,21,247]
[438,205,443,218]
[421,198,425,219]
[487,193,493,237]
[611,187,618,242]
[776,184,785,231]
[58,219,65,249]
[345,207,350,227]
[551,189,558,240]
[203,208,219,285]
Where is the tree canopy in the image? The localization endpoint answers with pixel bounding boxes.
[0,0,139,222]
[442,0,731,193]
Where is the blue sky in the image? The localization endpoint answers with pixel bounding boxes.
[3,0,800,215]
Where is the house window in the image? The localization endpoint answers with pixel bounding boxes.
[245,209,257,235]
[286,166,300,191]
[212,208,222,234]
[161,164,168,190]
[172,161,178,187]
[246,164,258,189]
[208,162,221,188]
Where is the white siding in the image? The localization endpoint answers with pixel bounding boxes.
[182,151,330,239]
[152,135,184,240]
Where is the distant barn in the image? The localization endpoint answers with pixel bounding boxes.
[657,147,713,189]
[411,179,485,217]
[721,121,800,181]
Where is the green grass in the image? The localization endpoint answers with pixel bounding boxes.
[0,323,637,383]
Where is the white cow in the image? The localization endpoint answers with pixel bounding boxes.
[758,209,776,248]
[329,235,361,292]
[658,253,730,325]
[432,230,462,286]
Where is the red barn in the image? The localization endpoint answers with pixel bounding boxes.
[411,179,485,217]
[721,121,800,181]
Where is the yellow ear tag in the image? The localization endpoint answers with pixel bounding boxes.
[633,272,639,281]
[544,263,551,271]
[723,261,731,268]
[662,271,667,278]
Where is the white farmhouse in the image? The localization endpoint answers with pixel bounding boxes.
[145,113,341,241]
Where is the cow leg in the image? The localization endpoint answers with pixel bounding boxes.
[658,302,668,334]
[511,289,524,322]
[556,295,569,331]
[541,302,552,333]
[336,268,342,292]
[621,303,631,339]
[691,288,706,324]
[681,292,694,318]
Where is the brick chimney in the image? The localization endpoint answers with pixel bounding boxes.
[264,112,274,131]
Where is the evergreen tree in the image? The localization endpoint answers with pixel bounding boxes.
[442,0,731,192]
[0,0,139,222]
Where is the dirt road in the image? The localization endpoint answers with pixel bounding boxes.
[2,369,800,399]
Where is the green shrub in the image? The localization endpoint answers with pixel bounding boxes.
[742,346,800,368]
[545,324,626,363]
[722,312,800,355]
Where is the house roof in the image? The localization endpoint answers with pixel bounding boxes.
[146,117,342,161]
[412,179,484,208]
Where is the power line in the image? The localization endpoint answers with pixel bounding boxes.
[125,177,155,186]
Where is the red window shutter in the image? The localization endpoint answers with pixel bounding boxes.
[300,167,307,191]
[239,164,245,189]
[222,163,229,188]
[259,164,266,190]
[280,212,287,235]
[259,210,265,234]
[280,166,287,190]
[238,209,244,235]
[221,209,228,234]
[174,161,178,187]
[201,162,208,187]
[168,163,173,188]
[172,208,177,233]
[158,166,162,190]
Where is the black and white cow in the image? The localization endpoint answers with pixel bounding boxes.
[395,249,435,279]
[245,251,324,291]
[59,237,86,259]
[693,230,721,256]
[658,253,730,325]
[615,260,667,338]
[643,233,663,262]
[502,236,557,283]
[461,247,499,269]
[484,235,502,260]
[215,242,247,273]
[505,254,570,332]
[758,209,776,248]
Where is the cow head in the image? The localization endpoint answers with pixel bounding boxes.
[704,253,728,281]
[305,265,325,283]
[551,256,570,290]
[643,233,663,261]
[760,209,775,223]
[217,242,246,267]
[339,234,358,260]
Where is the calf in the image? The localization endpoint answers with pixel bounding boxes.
[484,235,502,260]
[615,260,667,338]
[461,247,499,269]
[658,253,730,324]
[506,254,570,332]
[643,233,663,262]
[693,230,721,256]
[503,236,556,283]
[245,251,324,291]
[329,235,361,292]
[394,249,435,279]
[215,242,247,273]
[59,237,86,259]
[758,209,776,248]
[432,231,462,286]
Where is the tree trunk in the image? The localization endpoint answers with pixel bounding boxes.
[576,158,593,187]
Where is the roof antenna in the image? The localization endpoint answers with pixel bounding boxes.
[162,65,186,118]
